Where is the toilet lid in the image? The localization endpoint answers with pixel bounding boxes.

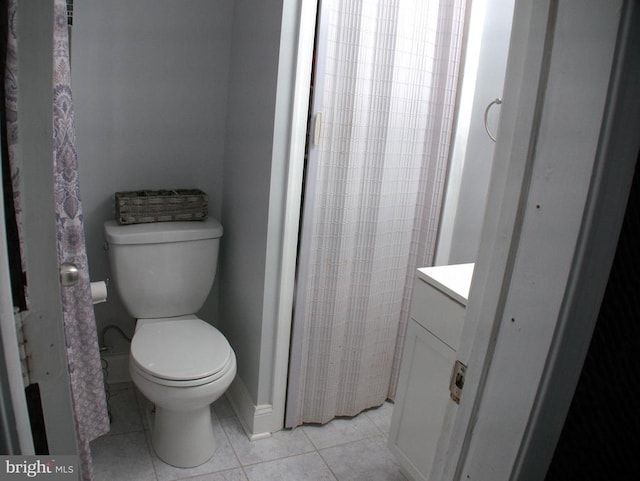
[131,318,232,381]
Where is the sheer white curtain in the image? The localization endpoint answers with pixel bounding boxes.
[286,0,466,427]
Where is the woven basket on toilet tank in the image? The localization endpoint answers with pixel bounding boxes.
[115,189,208,225]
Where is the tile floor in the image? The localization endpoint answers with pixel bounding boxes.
[90,382,408,481]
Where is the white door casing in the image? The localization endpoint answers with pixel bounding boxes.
[11,0,77,454]
[437,1,639,480]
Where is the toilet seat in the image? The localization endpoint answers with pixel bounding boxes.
[131,316,233,387]
[131,352,234,388]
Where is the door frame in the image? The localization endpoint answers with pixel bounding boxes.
[0,0,77,455]
[283,0,332,429]
[0,146,32,453]
[266,0,319,433]
[436,0,640,479]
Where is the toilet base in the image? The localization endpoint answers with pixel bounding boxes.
[151,404,216,468]
[129,336,237,468]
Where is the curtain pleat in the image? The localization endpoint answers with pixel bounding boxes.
[287,0,466,427]
[390,0,467,396]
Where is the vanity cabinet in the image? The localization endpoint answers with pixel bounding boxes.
[388,264,473,481]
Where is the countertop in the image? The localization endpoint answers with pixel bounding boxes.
[417,263,475,306]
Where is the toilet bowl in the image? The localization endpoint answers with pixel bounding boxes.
[130,316,236,467]
[104,218,235,468]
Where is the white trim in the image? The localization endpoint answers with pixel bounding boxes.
[251,404,276,441]
[438,0,556,474]
[438,1,637,479]
[283,0,331,429]
[511,2,640,479]
[226,376,273,440]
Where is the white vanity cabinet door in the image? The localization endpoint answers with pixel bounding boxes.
[389,270,469,481]
[389,319,457,481]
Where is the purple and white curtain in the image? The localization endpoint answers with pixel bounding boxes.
[286,0,467,426]
[52,1,109,479]
[5,1,109,479]
[4,1,24,279]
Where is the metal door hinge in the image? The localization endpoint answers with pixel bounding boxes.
[67,0,74,27]
[14,308,32,386]
[449,360,467,404]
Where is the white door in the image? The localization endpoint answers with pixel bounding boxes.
[435,1,640,480]
[2,1,77,455]
[284,0,331,427]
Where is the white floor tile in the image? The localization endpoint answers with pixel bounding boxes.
[244,452,337,481]
[301,412,381,449]
[104,382,144,436]
[221,417,315,465]
[174,467,248,481]
[91,431,156,481]
[320,436,408,481]
[364,401,394,435]
[212,395,236,419]
[92,390,403,481]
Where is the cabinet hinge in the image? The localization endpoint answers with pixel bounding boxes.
[449,360,467,404]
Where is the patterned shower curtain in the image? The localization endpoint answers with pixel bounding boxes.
[4,1,25,284]
[286,0,466,427]
[52,1,109,479]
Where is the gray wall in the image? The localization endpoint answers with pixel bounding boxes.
[73,0,288,408]
[72,0,234,351]
[219,0,285,406]
[437,0,515,265]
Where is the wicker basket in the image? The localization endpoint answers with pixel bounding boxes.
[115,189,208,225]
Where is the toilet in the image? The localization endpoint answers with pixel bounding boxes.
[104,218,236,468]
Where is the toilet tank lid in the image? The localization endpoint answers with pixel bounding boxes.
[104,218,223,245]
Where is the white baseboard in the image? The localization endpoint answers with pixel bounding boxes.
[226,376,280,440]
[101,352,131,384]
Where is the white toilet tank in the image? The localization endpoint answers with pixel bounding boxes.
[104,218,223,319]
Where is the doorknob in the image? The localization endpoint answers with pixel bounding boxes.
[60,263,79,286]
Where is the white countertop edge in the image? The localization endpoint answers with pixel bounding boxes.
[417,263,475,306]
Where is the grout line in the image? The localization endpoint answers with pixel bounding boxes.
[298,423,320,451]
[216,412,244,471]
[243,451,339,481]
[237,446,318,469]
[142,428,161,481]
[315,449,340,481]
